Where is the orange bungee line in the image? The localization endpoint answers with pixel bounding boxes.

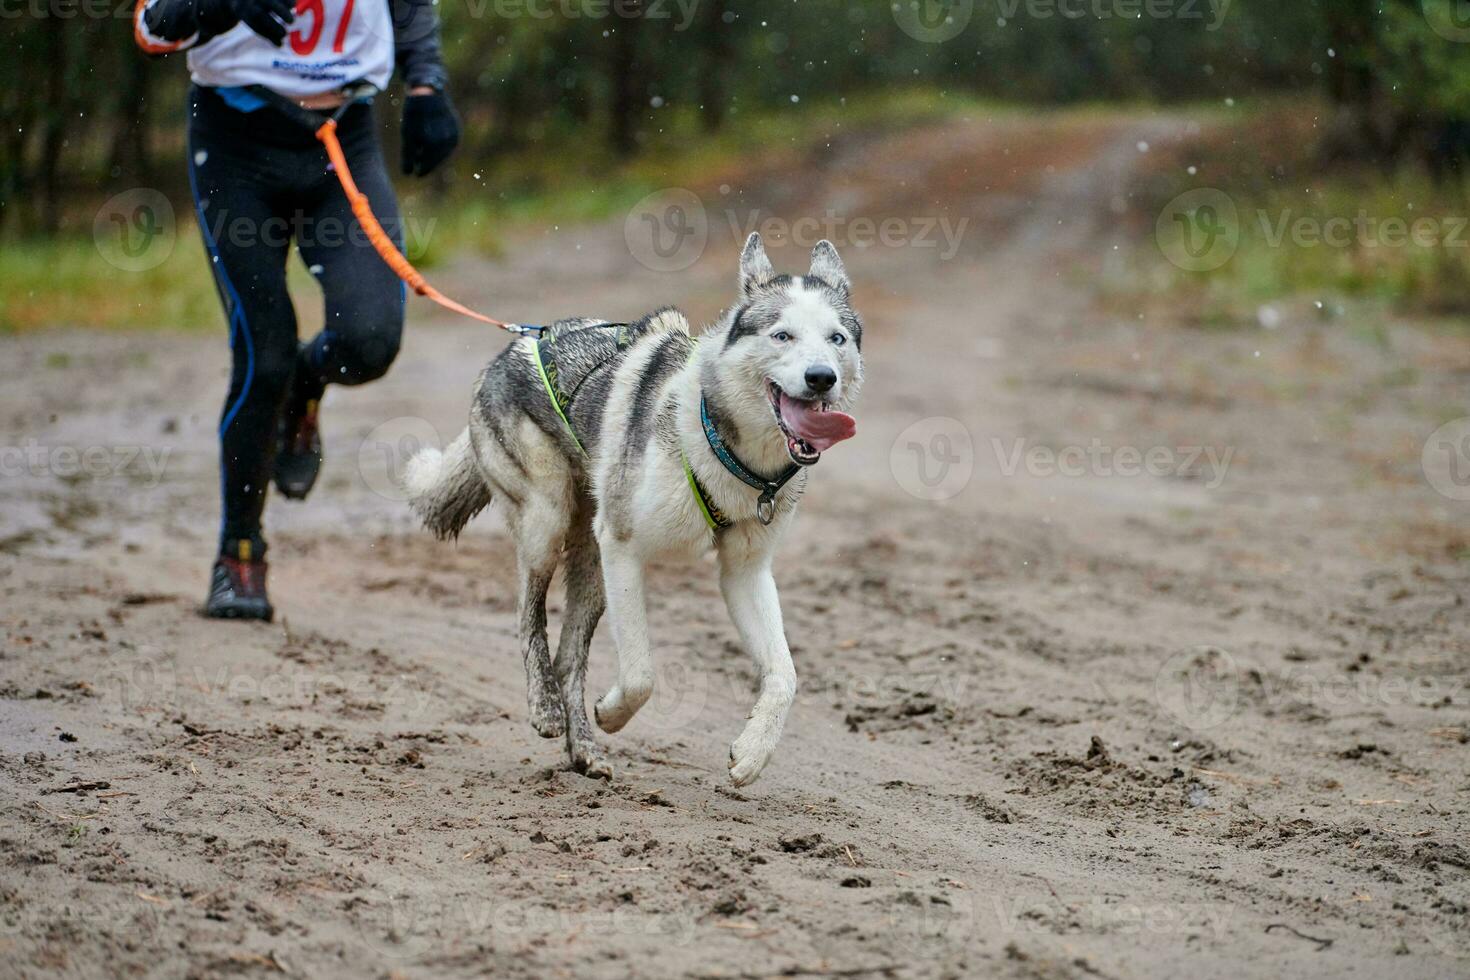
[313,117,539,335]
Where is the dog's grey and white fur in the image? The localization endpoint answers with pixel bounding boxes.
[404,233,863,785]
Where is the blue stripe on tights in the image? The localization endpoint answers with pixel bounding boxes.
[188,141,254,545]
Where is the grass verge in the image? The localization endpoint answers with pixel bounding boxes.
[1102,98,1470,329]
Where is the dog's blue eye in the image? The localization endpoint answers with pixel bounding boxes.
[771,330,791,342]
[829,333,846,346]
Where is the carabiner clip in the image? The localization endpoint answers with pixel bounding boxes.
[756,494,776,526]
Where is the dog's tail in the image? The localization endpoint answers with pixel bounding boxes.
[404,427,490,540]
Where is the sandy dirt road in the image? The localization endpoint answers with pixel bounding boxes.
[2,111,1468,979]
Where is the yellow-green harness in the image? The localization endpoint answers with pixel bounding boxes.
[530,324,628,458]
[531,324,733,532]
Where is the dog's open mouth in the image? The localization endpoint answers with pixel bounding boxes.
[766,380,858,466]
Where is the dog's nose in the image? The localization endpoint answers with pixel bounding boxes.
[804,364,837,394]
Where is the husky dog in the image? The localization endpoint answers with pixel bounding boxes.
[403,233,862,785]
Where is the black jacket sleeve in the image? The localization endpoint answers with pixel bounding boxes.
[392,0,449,91]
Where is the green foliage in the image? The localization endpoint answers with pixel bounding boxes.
[0,0,1342,238]
[1380,0,1470,118]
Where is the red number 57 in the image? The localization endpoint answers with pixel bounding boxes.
[290,0,356,56]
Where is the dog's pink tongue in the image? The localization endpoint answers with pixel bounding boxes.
[778,392,856,452]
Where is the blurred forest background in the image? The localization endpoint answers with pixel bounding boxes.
[7,0,1470,328]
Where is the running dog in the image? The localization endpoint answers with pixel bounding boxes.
[403,233,862,785]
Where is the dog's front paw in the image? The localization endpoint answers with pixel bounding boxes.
[570,743,614,781]
[727,728,777,787]
[528,688,567,740]
[593,682,650,734]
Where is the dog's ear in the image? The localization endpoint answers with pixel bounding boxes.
[739,232,776,298]
[808,240,850,296]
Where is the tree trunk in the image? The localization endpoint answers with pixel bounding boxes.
[38,25,70,233]
[698,0,732,133]
[608,0,643,157]
[1319,0,1387,163]
[0,84,33,236]
[108,54,154,184]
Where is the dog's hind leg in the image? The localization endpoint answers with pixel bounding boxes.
[476,411,574,741]
[592,537,655,734]
[554,501,611,779]
[509,494,573,740]
[718,531,797,787]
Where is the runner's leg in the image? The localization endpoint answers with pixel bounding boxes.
[295,107,406,395]
[187,112,299,557]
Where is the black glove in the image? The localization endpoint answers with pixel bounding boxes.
[200,0,296,47]
[400,90,460,177]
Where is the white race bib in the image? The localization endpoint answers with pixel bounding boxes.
[187,0,395,98]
